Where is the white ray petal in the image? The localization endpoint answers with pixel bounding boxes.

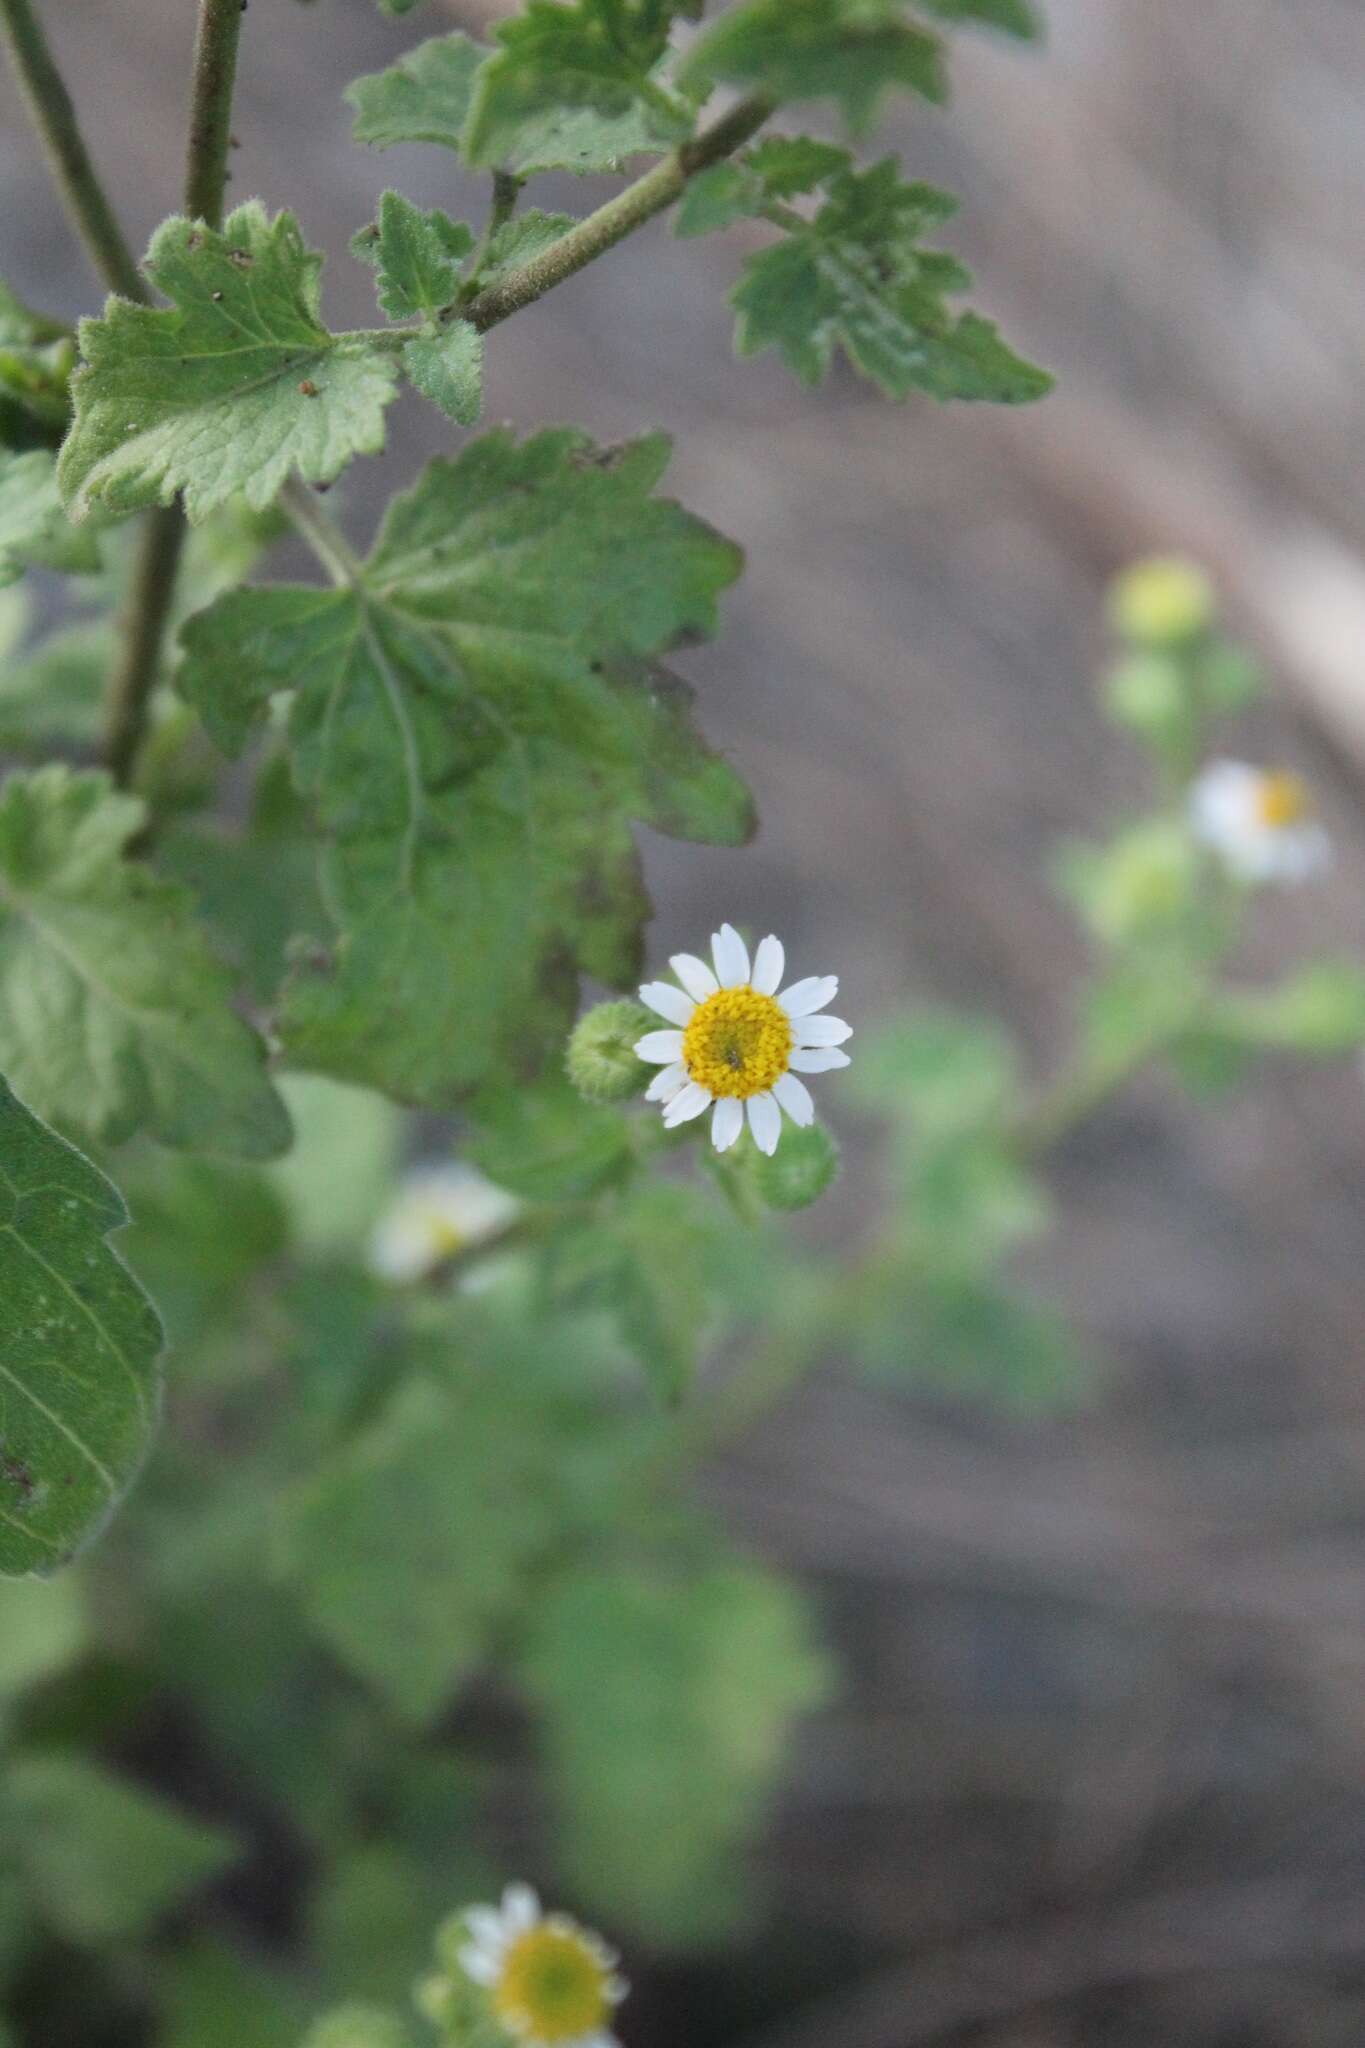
[645,1060,688,1103]
[795,1013,853,1047]
[789,1047,851,1073]
[634,1029,685,1064]
[465,1908,506,1948]
[638,981,694,1026]
[751,934,785,996]
[780,974,838,1018]
[746,1092,782,1155]
[663,1081,712,1126]
[711,1096,744,1151]
[670,951,719,1002]
[772,1072,815,1125]
[502,1884,540,1931]
[459,1947,500,1986]
[712,922,751,988]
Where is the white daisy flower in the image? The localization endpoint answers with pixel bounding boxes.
[634,924,851,1157]
[458,1884,626,2048]
[368,1163,519,1283]
[1189,759,1331,885]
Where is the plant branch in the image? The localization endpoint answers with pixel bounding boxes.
[459,92,775,332]
[0,0,145,303]
[101,0,247,787]
[184,0,245,231]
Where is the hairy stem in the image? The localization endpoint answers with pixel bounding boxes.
[184,0,245,230]
[0,0,145,303]
[461,92,775,332]
[104,0,245,787]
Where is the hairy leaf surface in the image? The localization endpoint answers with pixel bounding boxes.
[732,158,1051,401]
[58,205,400,524]
[464,0,691,172]
[180,429,752,1107]
[0,768,290,1155]
[0,1077,163,1576]
[681,0,948,133]
[0,451,99,584]
[347,28,665,176]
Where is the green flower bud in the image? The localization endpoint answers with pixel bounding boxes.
[565,1000,654,1103]
[1063,821,1198,945]
[750,1123,841,1211]
[1107,555,1216,646]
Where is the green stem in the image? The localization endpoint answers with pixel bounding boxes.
[102,0,247,786]
[278,476,366,589]
[0,0,146,303]
[461,169,525,299]
[103,507,188,789]
[184,0,245,231]
[460,92,775,332]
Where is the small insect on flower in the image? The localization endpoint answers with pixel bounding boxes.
[459,1885,627,2048]
[367,1163,519,1283]
[1189,759,1331,885]
[635,924,851,1156]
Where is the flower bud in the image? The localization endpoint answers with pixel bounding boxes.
[749,1123,840,1210]
[1103,652,1186,743]
[566,1000,655,1103]
[1107,555,1216,646]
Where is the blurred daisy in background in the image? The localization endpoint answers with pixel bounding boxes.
[459,1884,626,2048]
[368,1163,519,1283]
[635,923,851,1156]
[1190,759,1330,885]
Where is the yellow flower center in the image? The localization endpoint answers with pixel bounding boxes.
[423,1210,466,1259]
[493,1925,611,2044]
[682,987,792,1099]
[1255,771,1310,831]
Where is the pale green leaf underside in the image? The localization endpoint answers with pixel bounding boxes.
[179,428,752,1107]
[0,767,290,1155]
[58,204,399,525]
[0,1077,163,1577]
[346,29,666,177]
[402,326,483,424]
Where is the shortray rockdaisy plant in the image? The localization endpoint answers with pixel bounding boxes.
[1189,759,1331,885]
[635,924,851,1155]
[458,1884,626,2048]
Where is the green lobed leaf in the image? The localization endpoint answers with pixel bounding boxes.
[468,1070,633,1201]
[0,451,99,585]
[179,429,753,1109]
[402,325,483,426]
[0,1076,164,1576]
[918,0,1040,35]
[464,0,691,174]
[0,280,75,451]
[276,1339,637,1722]
[58,204,400,524]
[675,137,852,236]
[523,1561,831,1939]
[0,767,291,1155]
[0,1572,85,1694]
[680,0,948,134]
[3,1754,239,1943]
[731,157,1051,402]
[353,192,473,321]
[347,26,668,177]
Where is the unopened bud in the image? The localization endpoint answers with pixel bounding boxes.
[566,1000,655,1103]
[750,1123,840,1211]
[1107,555,1216,647]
